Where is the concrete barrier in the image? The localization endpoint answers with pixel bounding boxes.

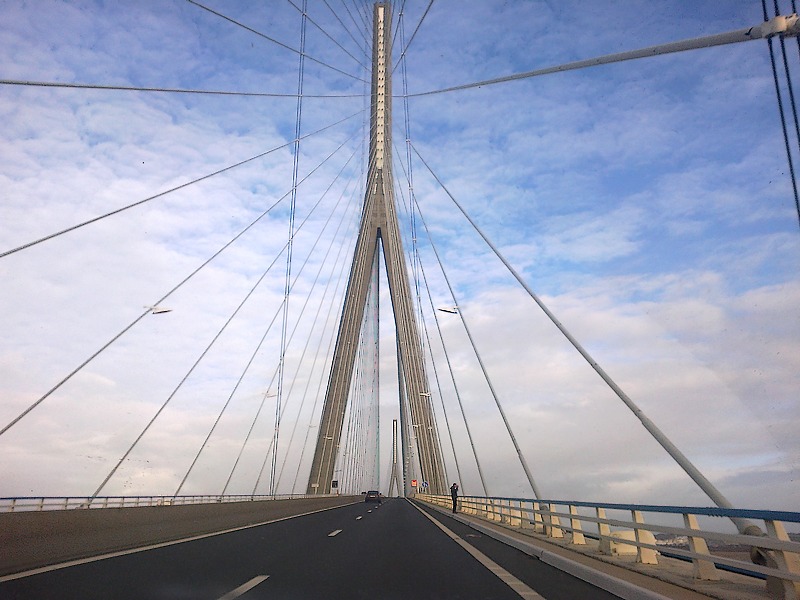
[0,496,358,576]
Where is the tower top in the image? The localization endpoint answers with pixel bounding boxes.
[370,2,391,172]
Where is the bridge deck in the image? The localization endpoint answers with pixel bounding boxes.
[1,497,779,599]
[1,498,627,599]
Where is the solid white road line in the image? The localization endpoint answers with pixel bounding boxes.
[328,529,343,537]
[410,502,545,600]
[217,575,269,600]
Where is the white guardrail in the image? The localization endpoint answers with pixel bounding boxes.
[418,494,800,596]
[0,493,335,512]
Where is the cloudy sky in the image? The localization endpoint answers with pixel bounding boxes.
[1,0,798,521]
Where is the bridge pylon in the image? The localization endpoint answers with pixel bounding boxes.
[387,419,403,496]
[306,2,446,496]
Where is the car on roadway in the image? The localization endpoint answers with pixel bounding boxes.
[364,490,381,503]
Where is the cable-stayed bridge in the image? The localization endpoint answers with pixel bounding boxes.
[1,1,799,598]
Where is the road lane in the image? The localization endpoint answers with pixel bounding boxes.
[411,501,544,599]
[0,498,623,599]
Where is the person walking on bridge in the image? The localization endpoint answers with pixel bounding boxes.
[450,482,459,513]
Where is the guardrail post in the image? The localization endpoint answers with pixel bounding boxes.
[631,510,658,565]
[597,507,612,554]
[510,501,522,527]
[764,519,800,598]
[532,502,545,533]
[545,503,564,538]
[569,505,586,545]
[520,501,535,530]
[683,513,720,580]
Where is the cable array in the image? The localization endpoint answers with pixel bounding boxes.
[763,0,800,228]
[1,2,796,507]
[336,250,380,494]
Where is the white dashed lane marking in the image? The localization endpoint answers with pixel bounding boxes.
[216,575,269,600]
[328,529,343,537]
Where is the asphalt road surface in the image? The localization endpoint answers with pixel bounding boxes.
[0,498,620,599]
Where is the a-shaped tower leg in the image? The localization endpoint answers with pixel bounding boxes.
[307,2,446,496]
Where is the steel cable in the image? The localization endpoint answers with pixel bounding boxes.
[0,111,362,260]
[338,0,370,48]
[769,0,800,228]
[322,0,370,59]
[274,193,361,490]
[392,0,435,73]
[411,143,762,531]
[393,156,489,495]
[222,152,361,494]
[104,135,359,501]
[0,127,359,441]
[187,0,366,83]
[272,0,309,497]
[0,79,360,98]
[177,150,360,496]
[289,227,356,493]
[391,156,460,492]
[408,22,788,97]
[285,0,368,71]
